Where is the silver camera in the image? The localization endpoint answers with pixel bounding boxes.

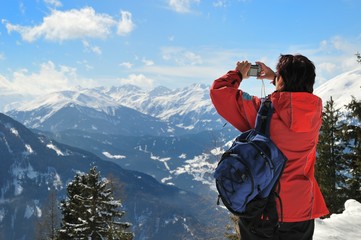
[248,64,261,77]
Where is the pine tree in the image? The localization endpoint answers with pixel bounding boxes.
[343,97,361,202]
[316,97,347,214]
[57,173,88,239]
[57,166,133,240]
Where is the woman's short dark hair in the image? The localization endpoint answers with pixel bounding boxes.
[276,54,315,93]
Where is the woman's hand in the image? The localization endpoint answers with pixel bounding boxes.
[256,61,276,81]
[236,61,251,79]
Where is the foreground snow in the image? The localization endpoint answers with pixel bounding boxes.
[314,199,361,240]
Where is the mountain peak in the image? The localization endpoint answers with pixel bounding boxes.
[108,84,142,93]
[149,86,172,97]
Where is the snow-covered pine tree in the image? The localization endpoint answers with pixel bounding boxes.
[356,52,361,63]
[316,97,347,214]
[57,173,88,239]
[57,166,133,240]
[343,97,361,202]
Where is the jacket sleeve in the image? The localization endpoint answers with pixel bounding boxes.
[210,70,261,132]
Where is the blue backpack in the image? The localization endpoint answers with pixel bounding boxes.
[214,97,287,219]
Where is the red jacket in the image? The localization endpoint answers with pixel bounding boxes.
[210,70,329,222]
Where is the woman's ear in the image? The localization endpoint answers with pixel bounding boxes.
[276,76,285,91]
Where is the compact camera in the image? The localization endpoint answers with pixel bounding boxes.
[248,64,261,77]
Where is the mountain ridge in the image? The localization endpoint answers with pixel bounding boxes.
[5,67,361,121]
[4,67,360,199]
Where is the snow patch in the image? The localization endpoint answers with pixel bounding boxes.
[24,205,34,219]
[23,144,34,156]
[171,153,217,187]
[150,153,171,171]
[52,173,63,190]
[46,143,64,156]
[10,128,19,137]
[161,176,174,185]
[102,151,126,160]
[176,123,195,130]
[314,199,361,240]
[210,147,223,156]
[178,153,187,159]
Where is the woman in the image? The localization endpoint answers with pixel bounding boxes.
[210,54,329,240]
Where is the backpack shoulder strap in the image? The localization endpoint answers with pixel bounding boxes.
[255,95,274,136]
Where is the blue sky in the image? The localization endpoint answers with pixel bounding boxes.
[0,0,360,97]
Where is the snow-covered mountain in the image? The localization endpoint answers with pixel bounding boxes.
[6,88,183,136]
[105,84,217,131]
[315,67,361,109]
[5,67,361,137]
[6,83,222,136]
[5,67,361,197]
[4,82,235,202]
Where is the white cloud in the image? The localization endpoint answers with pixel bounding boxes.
[4,7,116,42]
[183,51,203,65]
[77,60,94,71]
[119,62,133,69]
[318,62,337,74]
[213,0,228,8]
[162,47,203,65]
[82,40,102,55]
[19,2,25,14]
[10,62,75,95]
[319,36,355,53]
[44,0,62,8]
[117,11,135,36]
[140,65,218,79]
[0,74,13,92]
[312,36,360,84]
[118,74,153,89]
[142,58,155,66]
[2,61,98,96]
[168,0,200,13]
[284,35,360,85]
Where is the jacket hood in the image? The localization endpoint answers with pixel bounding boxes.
[271,92,322,133]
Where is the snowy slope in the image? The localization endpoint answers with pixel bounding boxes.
[314,67,361,109]
[14,88,118,113]
[314,199,361,240]
[104,83,217,131]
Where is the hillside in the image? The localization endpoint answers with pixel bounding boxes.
[0,113,227,239]
[314,67,361,109]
